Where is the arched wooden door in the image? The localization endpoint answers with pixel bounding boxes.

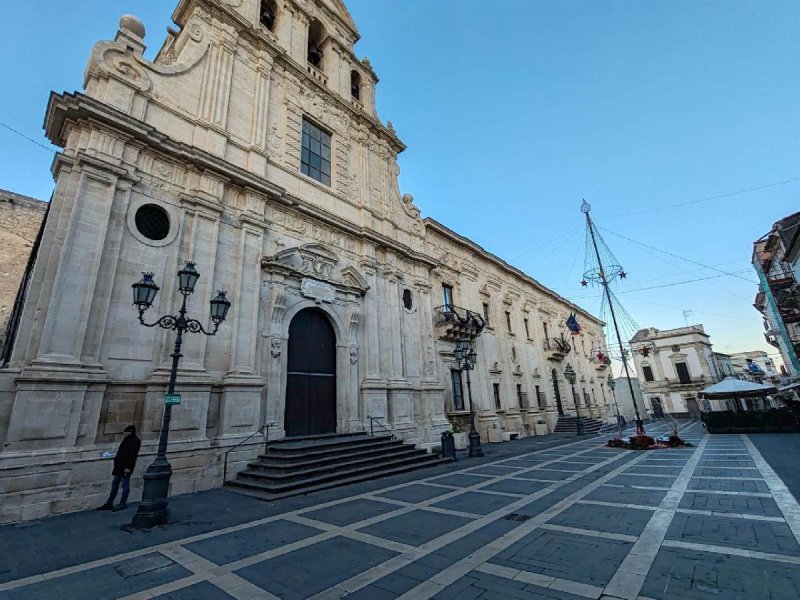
[284,309,337,436]
[552,369,564,416]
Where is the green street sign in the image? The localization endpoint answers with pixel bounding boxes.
[165,393,181,406]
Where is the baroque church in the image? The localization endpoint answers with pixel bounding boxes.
[0,0,610,522]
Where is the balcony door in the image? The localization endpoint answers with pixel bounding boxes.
[675,362,691,384]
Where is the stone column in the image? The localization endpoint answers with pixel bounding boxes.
[359,262,387,429]
[220,225,265,438]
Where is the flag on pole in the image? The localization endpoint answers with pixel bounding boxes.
[566,313,581,336]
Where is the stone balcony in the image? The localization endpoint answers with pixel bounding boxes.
[433,304,485,342]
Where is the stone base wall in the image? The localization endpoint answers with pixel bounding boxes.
[0,436,262,524]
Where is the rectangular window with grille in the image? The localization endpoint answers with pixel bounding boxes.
[493,383,502,410]
[301,118,331,185]
[483,302,490,326]
[675,362,691,384]
[450,370,464,411]
[505,311,513,334]
[536,385,546,409]
[642,365,654,382]
[524,318,530,338]
[517,384,525,408]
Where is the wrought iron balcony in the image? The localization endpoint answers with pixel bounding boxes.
[434,304,485,342]
[543,336,571,361]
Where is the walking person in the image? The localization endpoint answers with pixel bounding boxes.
[97,425,141,512]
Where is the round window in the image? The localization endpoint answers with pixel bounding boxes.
[134,204,170,241]
[402,289,413,310]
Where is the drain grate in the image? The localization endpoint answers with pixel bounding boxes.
[503,513,532,522]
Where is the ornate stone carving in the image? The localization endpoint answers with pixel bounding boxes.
[301,278,335,303]
[349,346,358,364]
[270,338,281,358]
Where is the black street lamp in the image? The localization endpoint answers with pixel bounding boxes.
[607,373,622,428]
[454,338,483,457]
[129,262,231,528]
[564,364,584,436]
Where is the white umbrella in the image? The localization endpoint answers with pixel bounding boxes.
[699,377,776,398]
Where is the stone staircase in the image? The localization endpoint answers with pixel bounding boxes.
[554,415,605,434]
[225,432,450,500]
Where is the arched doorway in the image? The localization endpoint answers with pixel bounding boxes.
[285,308,337,436]
[551,369,564,416]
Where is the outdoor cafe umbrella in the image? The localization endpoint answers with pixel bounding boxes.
[699,376,777,411]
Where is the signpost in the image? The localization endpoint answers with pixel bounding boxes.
[164,393,181,406]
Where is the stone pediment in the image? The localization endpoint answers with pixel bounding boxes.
[262,243,369,295]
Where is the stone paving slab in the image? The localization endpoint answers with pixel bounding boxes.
[184,519,323,566]
[665,512,800,556]
[583,484,670,507]
[428,474,495,488]
[688,477,770,493]
[357,509,475,546]
[301,498,399,527]
[465,466,523,477]
[608,473,677,487]
[430,490,518,515]
[548,503,653,537]
[680,491,783,517]
[234,536,397,599]
[482,478,552,496]
[515,469,575,481]
[432,570,588,600]
[153,581,235,599]
[375,483,454,504]
[0,553,190,600]
[489,529,633,587]
[641,546,800,600]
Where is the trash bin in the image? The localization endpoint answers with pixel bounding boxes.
[440,430,456,461]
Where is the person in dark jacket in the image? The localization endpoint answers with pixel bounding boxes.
[97,425,141,512]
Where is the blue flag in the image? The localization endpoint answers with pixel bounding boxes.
[566,313,581,336]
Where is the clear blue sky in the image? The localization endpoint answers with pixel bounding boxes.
[1,1,798,368]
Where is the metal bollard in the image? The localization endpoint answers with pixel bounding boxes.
[440,430,456,461]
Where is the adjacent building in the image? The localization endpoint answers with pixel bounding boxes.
[729,351,779,384]
[629,325,721,417]
[610,375,645,422]
[752,212,800,376]
[0,0,609,522]
[0,190,48,355]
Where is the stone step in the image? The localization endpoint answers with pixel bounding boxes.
[228,451,447,496]
[263,435,400,460]
[226,457,451,502]
[245,446,430,481]
[554,415,605,433]
[226,433,450,500]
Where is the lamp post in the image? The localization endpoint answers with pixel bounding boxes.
[129,262,231,528]
[564,364,584,436]
[454,338,483,457]
[607,373,623,430]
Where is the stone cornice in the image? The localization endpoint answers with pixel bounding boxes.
[424,217,604,327]
[44,92,435,269]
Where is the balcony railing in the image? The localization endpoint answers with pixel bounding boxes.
[434,304,485,342]
[543,336,571,361]
[664,375,705,387]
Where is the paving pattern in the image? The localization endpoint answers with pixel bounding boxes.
[2,422,800,599]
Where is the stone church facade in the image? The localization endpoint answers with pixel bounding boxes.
[0,0,609,522]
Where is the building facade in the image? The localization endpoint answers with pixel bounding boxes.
[629,325,723,417]
[0,0,607,522]
[0,190,48,355]
[752,212,800,376]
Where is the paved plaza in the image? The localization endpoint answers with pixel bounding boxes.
[2,422,800,599]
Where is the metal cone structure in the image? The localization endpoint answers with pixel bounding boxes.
[580,200,647,435]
